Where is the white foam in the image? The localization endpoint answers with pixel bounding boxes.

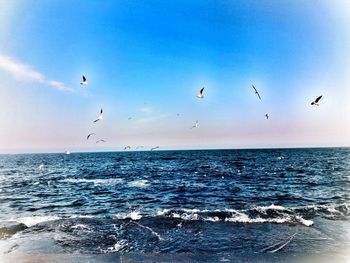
[225,214,290,224]
[203,216,220,222]
[296,216,314,226]
[255,204,289,212]
[105,239,128,252]
[156,209,170,216]
[69,215,94,219]
[15,215,60,227]
[116,211,142,220]
[132,221,162,240]
[127,179,149,188]
[70,224,90,230]
[63,178,123,186]
[153,207,314,227]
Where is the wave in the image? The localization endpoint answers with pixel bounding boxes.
[15,215,60,227]
[127,180,149,188]
[116,211,142,220]
[70,224,90,230]
[62,178,123,186]
[153,204,348,227]
[103,239,129,253]
[115,205,315,226]
[10,203,348,230]
[172,208,313,226]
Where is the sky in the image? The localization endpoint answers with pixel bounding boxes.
[0,0,349,153]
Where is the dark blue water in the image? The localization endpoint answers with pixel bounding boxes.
[0,148,349,262]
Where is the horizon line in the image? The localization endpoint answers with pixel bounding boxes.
[1,145,349,155]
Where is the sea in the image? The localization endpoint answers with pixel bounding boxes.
[0,148,349,262]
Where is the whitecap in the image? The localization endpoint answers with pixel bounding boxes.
[203,216,220,222]
[156,209,169,216]
[105,239,128,253]
[225,214,290,224]
[254,204,289,212]
[116,211,142,220]
[69,215,94,219]
[63,178,123,186]
[15,215,60,227]
[70,224,90,230]
[127,179,149,188]
[296,216,314,226]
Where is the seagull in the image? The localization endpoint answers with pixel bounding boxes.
[124,146,131,150]
[311,95,322,106]
[80,75,88,85]
[150,146,160,151]
[39,164,44,170]
[96,139,106,143]
[191,120,199,129]
[87,133,95,140]
[252,85,261,100]
[196,87,204,99]
[94,109,103,122]
[265,113,269,119]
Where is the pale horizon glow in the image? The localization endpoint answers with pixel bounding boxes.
[0,0,350,154]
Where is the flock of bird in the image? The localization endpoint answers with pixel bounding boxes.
[80,75,323,152]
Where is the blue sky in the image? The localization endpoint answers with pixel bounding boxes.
[0,0,349,153]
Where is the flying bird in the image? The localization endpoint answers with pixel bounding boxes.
[128,117,132,120]
[252,85,261,100]
[94,109,103,123]
[265,113,269,120]
[311,95,322,106]
[124,146,131,150]
[87,133,95,140]
[150,146,160,151]
[191,120,199,129]
[96,139,106,143]
[80,75,88,86]
[196,87,205,99]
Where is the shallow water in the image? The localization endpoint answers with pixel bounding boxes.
[0,148,349,262]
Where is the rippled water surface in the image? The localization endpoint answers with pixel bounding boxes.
[0,148,349,262]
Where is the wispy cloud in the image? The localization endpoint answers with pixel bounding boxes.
[139,106,153,114]
[0,54,72,92]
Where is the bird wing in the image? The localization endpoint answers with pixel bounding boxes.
[82,75,86,82]
[200,87,204,94]
[100,109,103,115]
[93,119,99,123]
[257,92,261,100]
[252,85,257,93]
[315,95,322,103]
